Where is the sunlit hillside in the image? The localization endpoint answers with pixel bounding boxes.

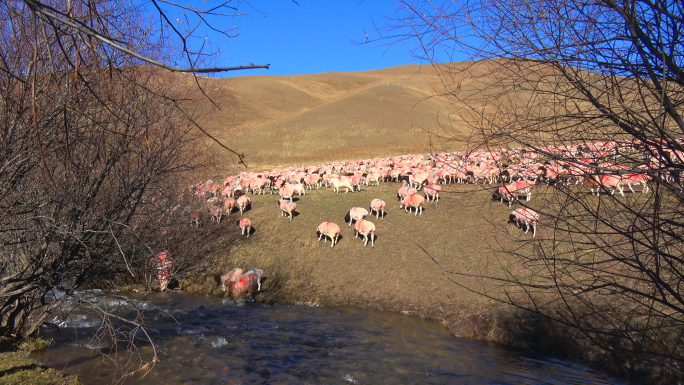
[173,63,500,170]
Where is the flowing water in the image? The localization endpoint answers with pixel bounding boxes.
[34,291,628,384]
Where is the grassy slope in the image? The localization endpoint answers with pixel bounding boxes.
[183,181,540,343]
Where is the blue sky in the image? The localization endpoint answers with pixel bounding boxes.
[166,1,424,76]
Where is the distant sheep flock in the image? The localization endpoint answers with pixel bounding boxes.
[178,139,680,295]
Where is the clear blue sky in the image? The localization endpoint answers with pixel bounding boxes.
[167,1,424,76]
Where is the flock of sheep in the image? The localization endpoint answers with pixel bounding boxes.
[185,139,672,294]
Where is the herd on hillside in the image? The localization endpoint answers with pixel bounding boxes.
[156,139,682,295]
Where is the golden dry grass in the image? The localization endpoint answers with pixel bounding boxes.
[172,63,486,170]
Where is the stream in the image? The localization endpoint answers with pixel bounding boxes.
[34,290,629,384]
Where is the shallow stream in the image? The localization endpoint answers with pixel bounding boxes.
[34,291,628,384]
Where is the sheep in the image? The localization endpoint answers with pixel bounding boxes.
[246,268,265,291]
[209,206,223,223]
[330,177,354,193]
[348,207,369,226]
[497,180,535,206]
[279,185,295,201]
[304,174,321,190]
[239,217,252,238]
[316,221,341,247]
[279,199,297,220]
[350,175,364,191]
[508,207,539,237]
[496,186,517,208]
[401,193,426,215]
[249,179,268,195]
[409,172,428,189]
[366,173,381,186]
[217,268,244,291]
[584,174,624,196]
[237,195,251,215]
[370,198,386,219]
[271,179,285,194]
[620,173,651,193]
[206,197,221,206]
[223,270,261,297]
[397,186,417,200]
[424,184,441,202]
[354,219,376,247]
[224,197,236,214]
[291,183,306,197]
[190,211,204,227]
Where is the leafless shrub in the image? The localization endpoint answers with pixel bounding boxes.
[381,0,684,380]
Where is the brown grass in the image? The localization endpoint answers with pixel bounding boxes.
[182,182,539,335]
[172,64,485,170]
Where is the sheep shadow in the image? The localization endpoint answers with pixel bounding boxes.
[370,211,388,220]
[401,206,426,215]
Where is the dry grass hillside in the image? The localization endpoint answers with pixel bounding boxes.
[172,63,500,171]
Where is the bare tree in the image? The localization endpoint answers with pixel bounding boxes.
[0,0,269,373]
[380,0,684,379]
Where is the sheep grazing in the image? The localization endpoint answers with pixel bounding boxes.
[370,198,386,220]
[217,268,244,291]
[409,172,429,189]
[366,173,381,186]
[350,175,364,191]
[190,211,203,227]
[271,179,285,194]
[250,179,267,195]
[348,207,369,226]
[508,207,539,237]
[584,174,624,196]
[317,221,341,247]
[224,198,236,214]
[620,173,651,193]
[401,193,426,215]
[279,199,297,220]
[209,206,223,223]
[223,270,261,297]
[207,197,221,206]
[497,186,517,208]
[424,184,441,202]
[246,268,265,291]
[237,195,251,215]
[330,177,354,193]
[239,217,252,238]
[279,185,295,201]
[304,174,321,190]
[354,219,376,247]
[497,181,535,206]
[291,183,306,197]
[397,186,417,200]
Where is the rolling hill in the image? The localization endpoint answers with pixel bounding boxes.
[175,63,487,170]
